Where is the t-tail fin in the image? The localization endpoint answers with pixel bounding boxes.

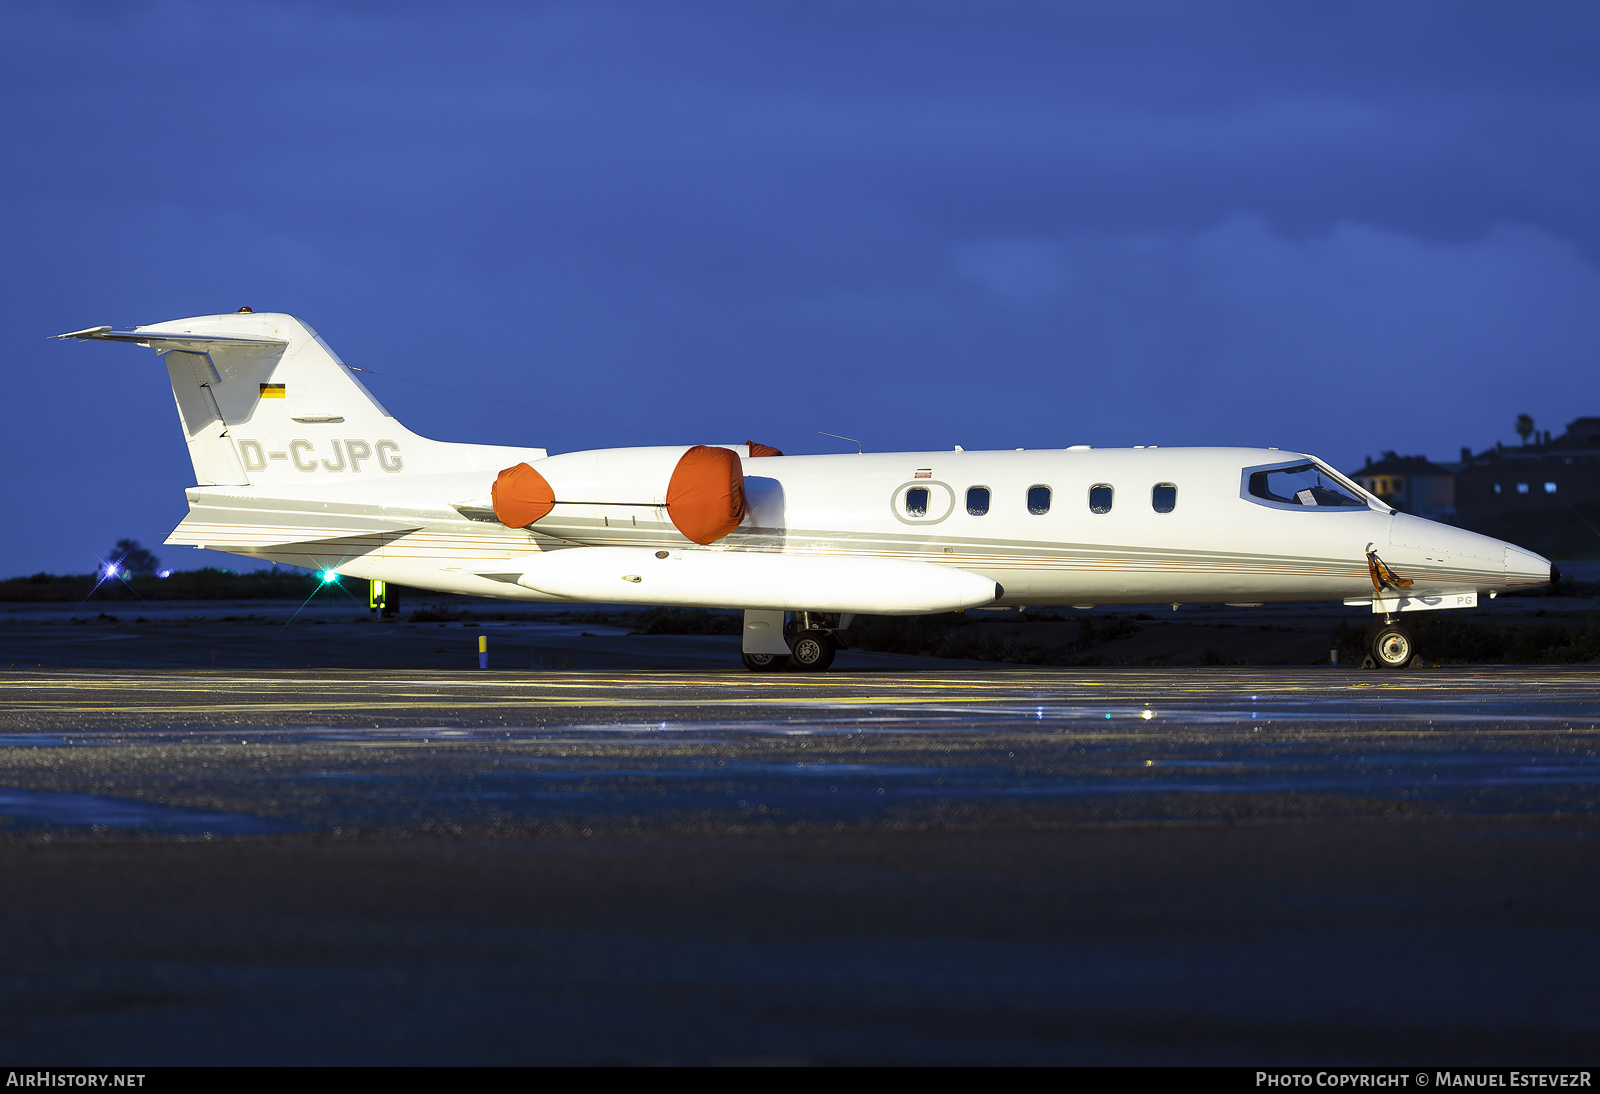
[59,311,451,487]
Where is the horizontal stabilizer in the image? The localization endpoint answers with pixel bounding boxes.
[57,326,288,353]
[167,504,420,550]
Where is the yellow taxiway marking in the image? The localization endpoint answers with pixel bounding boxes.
[7,682,1593,703]
[5,695,1074,715]
[12,670,1577,687]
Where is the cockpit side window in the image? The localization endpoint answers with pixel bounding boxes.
[1246,463,1366,509]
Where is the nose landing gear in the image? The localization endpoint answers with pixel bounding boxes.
[1365,621,1415,670]
[1360,547,1421,669]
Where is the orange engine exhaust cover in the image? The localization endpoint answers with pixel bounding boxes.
[667,445,746,544]
[492,463,556,527]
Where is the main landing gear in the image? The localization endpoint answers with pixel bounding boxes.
[1363,620,1416,670]
[740,612,843,672]
[739,650,788,672]
[787,630,837,672]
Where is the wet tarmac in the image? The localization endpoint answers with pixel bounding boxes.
[0,598,983,672]
[2,667,1599,1063]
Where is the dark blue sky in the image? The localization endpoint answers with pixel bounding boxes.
[5,1,1600,575]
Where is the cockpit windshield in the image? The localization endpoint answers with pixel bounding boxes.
[1248,463,1366,508]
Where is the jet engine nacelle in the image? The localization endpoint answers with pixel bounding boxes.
[515,547,1004,615]
[492,444,749,545]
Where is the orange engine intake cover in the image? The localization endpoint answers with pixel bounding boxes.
[667,445,747,544]
[492,463,556,527]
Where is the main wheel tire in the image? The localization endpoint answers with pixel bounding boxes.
[1371,623,1415,669]
[786,630,836,672]
[741,651,788,672]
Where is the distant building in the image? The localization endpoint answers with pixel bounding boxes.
[1349,452,1457,520]
[1454,417,1600,558]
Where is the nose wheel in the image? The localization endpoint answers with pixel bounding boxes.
[1368,622,1415,669]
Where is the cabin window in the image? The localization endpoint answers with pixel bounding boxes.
[906,487,929,517]
[967,486,990,515]
[1546,482,1558,493]
[1152,483,1176,513]
[1516,482,1530,494]
[1089,484,1113,514]
[1028,485,1051,515]
[1493,483,1502,494]
[1247,463,1365,508]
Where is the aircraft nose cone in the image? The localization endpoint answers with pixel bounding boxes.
[1504,545,1553,589]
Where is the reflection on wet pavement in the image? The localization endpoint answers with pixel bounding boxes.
[3,667,1600,1064]
[0,695,1597,834]
[0,787,290,834]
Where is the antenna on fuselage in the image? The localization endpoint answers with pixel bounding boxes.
[818,431,862,454]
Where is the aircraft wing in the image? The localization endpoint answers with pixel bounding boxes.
[57,326,288,353]
[496,547,1004,614]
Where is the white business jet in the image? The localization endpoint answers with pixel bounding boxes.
[60,310,1554,671]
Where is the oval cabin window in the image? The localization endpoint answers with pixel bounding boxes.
[1152,483,1176,513]
[1089,484,1113,514]
[1028,486,1051,515]
[906,487,929,517]
[967,486,990,516]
